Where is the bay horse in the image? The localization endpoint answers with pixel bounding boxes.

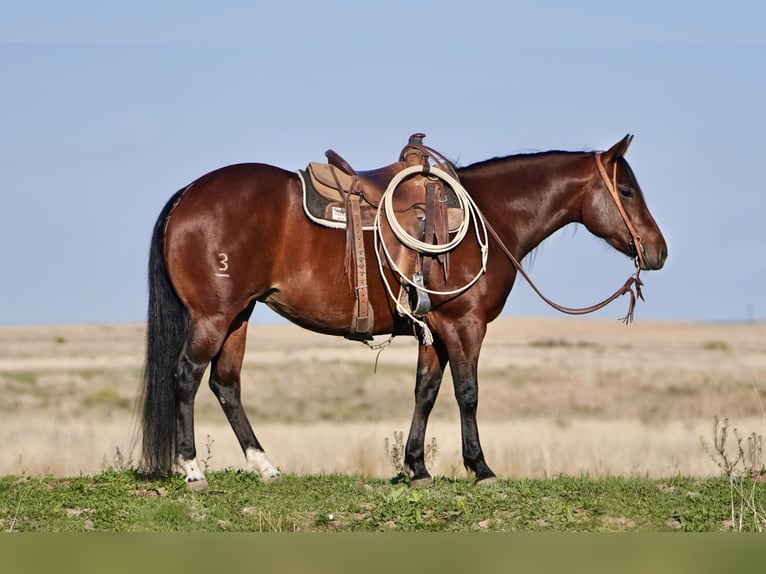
[138,134,667,488]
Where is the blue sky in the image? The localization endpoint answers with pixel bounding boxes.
[1,2,764,325]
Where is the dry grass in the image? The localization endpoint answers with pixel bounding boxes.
[1,318,765,478]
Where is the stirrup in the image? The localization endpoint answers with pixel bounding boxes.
[408,272,431,316]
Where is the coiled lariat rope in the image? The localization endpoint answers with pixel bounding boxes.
[373,165,490,345]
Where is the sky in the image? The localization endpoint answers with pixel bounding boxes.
[1,1,764,326]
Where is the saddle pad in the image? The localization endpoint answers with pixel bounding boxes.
[298,169,377,230]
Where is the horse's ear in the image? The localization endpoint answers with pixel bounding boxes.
[603,134,634,162]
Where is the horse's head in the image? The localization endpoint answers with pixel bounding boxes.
[581,135,667,271]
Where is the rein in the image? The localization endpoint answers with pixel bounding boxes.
[480,152,647,324]
[483,219,644,323]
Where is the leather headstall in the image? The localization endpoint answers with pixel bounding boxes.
[594,152,646,271]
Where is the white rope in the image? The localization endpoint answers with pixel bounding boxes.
[383,166,470,253]
[373,165,490,344]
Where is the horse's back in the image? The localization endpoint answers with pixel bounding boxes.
[165,162,302,231]
[179,162,297,207]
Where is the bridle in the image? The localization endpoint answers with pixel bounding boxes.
[594,152,647,271]
[482,152,646,323]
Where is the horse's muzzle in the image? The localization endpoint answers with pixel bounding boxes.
[640,243,667,271]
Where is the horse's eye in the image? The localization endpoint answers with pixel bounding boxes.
[619,187,635,198]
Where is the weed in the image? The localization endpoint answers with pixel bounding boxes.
[255,510,286,532]
[384,431,406,475]
[426,437,438,469]
[384,431,438,478]
[701,415,766,531]
[201,435,215,472]
[102,446,133,473]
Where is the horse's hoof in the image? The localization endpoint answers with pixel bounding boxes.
[261,471,282,483]
[410,476,433,487]
[476,476,498,486]
[186,478,209,491]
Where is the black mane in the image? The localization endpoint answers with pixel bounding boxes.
[455,149,590,175]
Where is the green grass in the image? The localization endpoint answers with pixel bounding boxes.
[1,471,763,532]
[702,340,732,351]
[2,371,39,386]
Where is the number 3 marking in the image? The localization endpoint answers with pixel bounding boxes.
[216,253,230,277]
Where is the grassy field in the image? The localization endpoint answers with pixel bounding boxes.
[2,470,765,532]
[1,317,765,532]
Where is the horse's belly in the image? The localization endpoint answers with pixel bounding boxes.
[261,289,356,336]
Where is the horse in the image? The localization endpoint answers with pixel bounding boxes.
[138,134,667,488]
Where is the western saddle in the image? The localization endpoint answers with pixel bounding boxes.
[302,133,459,341]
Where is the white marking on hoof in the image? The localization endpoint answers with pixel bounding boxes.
[177,456,207,487]
[410,476,434,487]
[246,448,282,482]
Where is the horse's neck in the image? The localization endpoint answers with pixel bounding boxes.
[460,153,587,260]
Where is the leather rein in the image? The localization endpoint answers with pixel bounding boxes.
[481,152,646,324]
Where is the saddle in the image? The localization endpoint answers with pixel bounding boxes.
[303,144,462,230]
[305,161,404,228]
[299,134,459,341]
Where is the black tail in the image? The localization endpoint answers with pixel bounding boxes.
[138,190,190,477]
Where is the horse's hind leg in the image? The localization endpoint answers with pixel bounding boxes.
[209,306,281,481]
[404,339,449,484]
[175,316,230,489]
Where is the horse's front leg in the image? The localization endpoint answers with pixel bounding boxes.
[444,321,497,484]
[405,339,449,484]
